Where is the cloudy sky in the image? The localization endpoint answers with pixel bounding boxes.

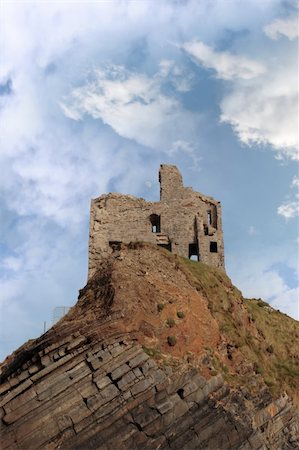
[0,0,298,361]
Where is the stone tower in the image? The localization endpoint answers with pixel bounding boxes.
[88,165,225,278]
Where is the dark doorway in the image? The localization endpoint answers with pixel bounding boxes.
[210,242,218,253]
[150,214,161,233]
[158,243,172,252]
[189,243,199,261]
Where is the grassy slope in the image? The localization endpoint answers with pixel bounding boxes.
[180,258,299,401]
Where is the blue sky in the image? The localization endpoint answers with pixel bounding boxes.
[0,0,298,361]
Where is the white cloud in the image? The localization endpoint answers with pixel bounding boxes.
[277,201,299,219]
[158,59,174,77]
[248,225,258,236]
[291,176,299,188]
[231,262,299,320]
[182,40,265,80]
[0,278,24,306]
[220,58,298,160]
[264,15,299,40]
[60,64,194,151]
[270,287,299,319]
[278,176,299,219]
[182,38,298,159]
[169,140,195,155]
[0,257,23,272]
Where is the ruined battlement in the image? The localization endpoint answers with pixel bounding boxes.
[88,165,225,278]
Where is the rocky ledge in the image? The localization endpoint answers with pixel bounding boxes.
[1,244,298,449]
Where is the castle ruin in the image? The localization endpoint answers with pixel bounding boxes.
[88,165,225,278]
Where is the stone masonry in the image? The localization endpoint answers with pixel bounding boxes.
[88,165,225,278]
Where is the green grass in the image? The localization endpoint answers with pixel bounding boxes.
[167,336,177,346]
[142,346,162,359]
[178,257,299,398]
[166,318,176,328]
[157,303,165,312]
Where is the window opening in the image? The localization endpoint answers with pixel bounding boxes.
[207,210,212,225]
[189,243,199,261]
[158,243,172,252]
[204,225,208,235]
[150,214,161,233]
[210,242,218,253]
[109,241,122,251]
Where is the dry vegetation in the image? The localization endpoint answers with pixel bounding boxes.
[180,258,299,402]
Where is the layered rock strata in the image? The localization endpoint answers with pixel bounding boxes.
[1,244,298,449]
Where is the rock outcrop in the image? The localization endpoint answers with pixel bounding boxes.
[1,243,299,449]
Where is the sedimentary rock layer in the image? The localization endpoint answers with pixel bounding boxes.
[1,244,298,449]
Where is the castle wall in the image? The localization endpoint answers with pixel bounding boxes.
[88,165,225,278]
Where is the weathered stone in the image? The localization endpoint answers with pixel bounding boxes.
[128,352,149,369]
[141,359,156,375]
[156,398,174,415]
[131,404,160,429]
[111,363,131,380]
[100,383,119,404]
[94,375,111,390]
[0,378,33,408]
[66,336,86,351]
[131,378,153,397]
[1,219,298,450]
[88,165,225,278]
[118,370,137,391]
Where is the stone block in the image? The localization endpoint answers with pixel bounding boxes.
[30,354,73,383]
[66,336,86,351]
[2,398,39,425]
[28,364,40,375]
[156,398,174,415]
[100,383,119,404]
[94,375,111,390]
[133,406,160,429]
[41,354,51,367]
[172,397,189,419]
[141,358,156,375]
[118,371,136,391]
[0,379,33,408]
[4,385,37,413]
[131,378,153,397]
[0,381,11,396]
[128,352,149,369]
[150,368,166,385]
[111,363,131,381]
[184,387,205,405]
[109,344,124,357]
[133,367,143,379]
[69,402,91,425]
[57,414,73,432]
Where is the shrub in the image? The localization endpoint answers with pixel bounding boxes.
[257,300,267,308]
[157,303,165,313]
[177,311,185,319]
[167,336,177,346]
[166,318,175,327]
[142,346,161,359]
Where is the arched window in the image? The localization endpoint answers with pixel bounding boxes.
[149,214,161,233]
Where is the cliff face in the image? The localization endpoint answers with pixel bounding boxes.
[1,243,299,449]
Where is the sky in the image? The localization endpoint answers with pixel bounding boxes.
[0,0,298,361]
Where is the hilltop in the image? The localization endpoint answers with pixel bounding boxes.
[1,243,298,449]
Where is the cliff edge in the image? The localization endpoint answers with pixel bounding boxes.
[1,243,298,449]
